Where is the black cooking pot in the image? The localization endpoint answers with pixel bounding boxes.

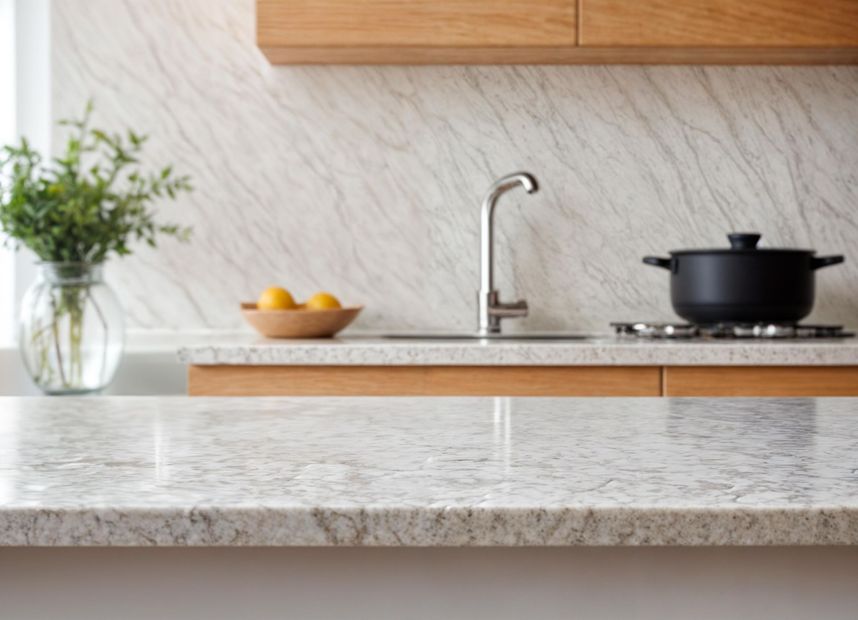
[643,233,844,324]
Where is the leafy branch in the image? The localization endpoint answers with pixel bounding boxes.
[0,100,192,263]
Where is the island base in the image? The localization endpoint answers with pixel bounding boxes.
[2,547,856,619]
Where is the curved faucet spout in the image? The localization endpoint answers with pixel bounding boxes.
[478,172,539,335]
[480,172,538,291]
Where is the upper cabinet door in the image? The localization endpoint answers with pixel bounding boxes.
[581,0,858,46]
[257,0,577,62]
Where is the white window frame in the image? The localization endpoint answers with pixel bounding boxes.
[0,0,49,347]
[0,0,16,346]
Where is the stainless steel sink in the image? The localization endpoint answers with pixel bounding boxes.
[382,332,591,340]
[395,172,590,343]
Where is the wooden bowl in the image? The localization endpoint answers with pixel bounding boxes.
[241,303,363,339]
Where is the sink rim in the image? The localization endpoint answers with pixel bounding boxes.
[381,332,593,341]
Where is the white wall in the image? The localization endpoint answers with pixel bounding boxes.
[51,0,858,333]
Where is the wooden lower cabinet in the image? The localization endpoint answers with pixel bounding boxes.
[188,365,661,397]
[188,365,858,397]
[663,366,858,397]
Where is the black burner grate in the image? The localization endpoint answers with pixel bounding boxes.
[612,322,854,339]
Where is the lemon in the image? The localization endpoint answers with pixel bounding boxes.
[306,292,341,310]
[257,286,295,311]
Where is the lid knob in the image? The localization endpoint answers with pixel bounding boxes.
[728,233,761,250]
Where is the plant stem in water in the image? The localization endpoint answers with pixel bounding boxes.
[87,288,109,385]
[49,295,69,388]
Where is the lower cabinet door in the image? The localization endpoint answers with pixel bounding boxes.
[663,366,858,397]
[188,365,662,396]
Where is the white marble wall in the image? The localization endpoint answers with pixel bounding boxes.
[52,0,858,332]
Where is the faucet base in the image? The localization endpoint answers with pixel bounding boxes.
[477,289,502,334]
[477,289,528,334]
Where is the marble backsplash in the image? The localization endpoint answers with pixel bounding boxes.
[52,0,858,332]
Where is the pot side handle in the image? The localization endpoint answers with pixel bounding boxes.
[643,256,672,270]
[811,255,845,270]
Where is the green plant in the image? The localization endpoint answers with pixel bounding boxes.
[0,102,192,393]
[0,100,191,262]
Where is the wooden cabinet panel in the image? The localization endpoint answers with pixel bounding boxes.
[261,46,858,64]
[189,365,662,397]
[664,366,858,397]
[257,0,576,57]
[581,0,858,47]
[257,0,858,63]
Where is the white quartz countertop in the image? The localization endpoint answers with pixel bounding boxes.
[177,333,858,366]
[1,396,856,547]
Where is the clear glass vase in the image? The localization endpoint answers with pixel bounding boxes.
[18,262,124,395]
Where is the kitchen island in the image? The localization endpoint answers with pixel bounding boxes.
[1,396,857,619]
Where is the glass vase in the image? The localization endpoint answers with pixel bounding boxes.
[18,262,124,395]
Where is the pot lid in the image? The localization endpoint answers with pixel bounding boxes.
[671,233,816,256]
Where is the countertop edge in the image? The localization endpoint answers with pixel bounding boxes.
[176,342,858,367]
[3,506,856,547]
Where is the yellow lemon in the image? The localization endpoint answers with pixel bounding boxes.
[305,292,341,310]
[257,286,295,311]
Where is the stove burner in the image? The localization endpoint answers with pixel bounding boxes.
[612,322,854,339]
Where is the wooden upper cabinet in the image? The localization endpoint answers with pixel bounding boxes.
[257,0,577,63]
[580,0,858,47]
[256,0,858,64]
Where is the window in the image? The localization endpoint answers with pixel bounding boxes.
[0,0,15,346]
[0,0,49,347]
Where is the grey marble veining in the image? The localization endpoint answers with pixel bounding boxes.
[177,334,858,366]
[1,396,857,546]
[52,1,858,333]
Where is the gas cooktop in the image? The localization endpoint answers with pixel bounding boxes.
[612,322,854,339]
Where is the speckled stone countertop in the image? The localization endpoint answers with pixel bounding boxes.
[1,396,857,547]
[177,334,858,366]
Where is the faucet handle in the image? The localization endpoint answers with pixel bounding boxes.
[490,299,529,318]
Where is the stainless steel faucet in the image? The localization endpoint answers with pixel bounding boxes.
[477,172,539,335]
